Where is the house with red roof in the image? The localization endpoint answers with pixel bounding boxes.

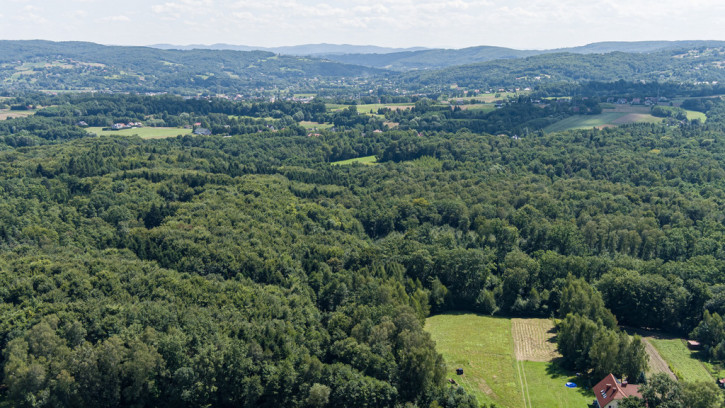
[593,373,642,408]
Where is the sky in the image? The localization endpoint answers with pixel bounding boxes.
[1,0,725,49]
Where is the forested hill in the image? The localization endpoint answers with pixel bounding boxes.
[396,49,725,90]
[322,40,725,71]
[0,40,385,94]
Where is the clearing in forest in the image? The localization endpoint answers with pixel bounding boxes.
[649,338,712,382]
[86,126,193,139]
[625,327,707,382]
[544,104,662,133]
[426,313,592,408]
[330,156,378,166]
[0,109,36,120]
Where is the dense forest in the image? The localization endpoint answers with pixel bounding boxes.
[0,86,723,407]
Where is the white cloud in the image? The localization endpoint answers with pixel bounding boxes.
[102,15,130,22]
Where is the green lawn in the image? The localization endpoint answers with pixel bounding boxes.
[544,112,662,133]
[87,127,193,139]
[299,121,333,130]
[521,361,593,408]
[426,314,522,408]
[649,338,712,382]
[685,110,707,122]
[330,156,377,166]
[425,313,593,408]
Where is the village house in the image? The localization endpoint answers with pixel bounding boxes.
[193,127,212,136]
[593,374,642,408]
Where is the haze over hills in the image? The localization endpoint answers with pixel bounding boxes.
[322,40,725,70]
[148,43,429,55]
[148,40,725,71]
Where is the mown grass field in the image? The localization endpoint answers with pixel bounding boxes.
[457,104,497,113]
[648,338,712,383]
[685,109,707,122]
[425,313,592,408]
[544,111,662,133]
[330,155,378,166]
[0,109,37,120]
[299,121,333,130]
[87,127,193,139]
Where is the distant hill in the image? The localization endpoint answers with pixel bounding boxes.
[149,43,429,55]
[397,49,725,90]
[322,40,725,71]
[0,40,387,94]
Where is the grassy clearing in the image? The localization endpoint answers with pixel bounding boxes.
[521,361,593,408]
[299,121,333,130]
[685,110,707,122]
[544,112,662,133]
[330,156,377,166]
[87,127,193,139]
[426,314,593,408]
[426,314,522,408]
[0,109,37,120]
[649,338,712,382]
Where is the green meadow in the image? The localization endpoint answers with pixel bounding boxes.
[86,127,193,139]
[425,313,592,408]
[330,155,378,166]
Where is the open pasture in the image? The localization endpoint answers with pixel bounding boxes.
[545,105,663,133]
[648,338,712,382]
[330,155,378,166]
[426,313,592,408]
[87,126,193,139]
[0,109,37,120]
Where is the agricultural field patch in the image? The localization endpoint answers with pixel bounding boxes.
[330,155,378,166]
[0,109,37,120]
[512,318,560,362]
[299,121,333,130]
[426,314,523,408]
[544,109,662,133]
[520,361,593,408]
[685,109,707,121]
[648,338,712,383]
[426,313,593,408]
[86,126,193,139]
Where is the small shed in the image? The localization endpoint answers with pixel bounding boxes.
[687,340,702,350]
[456,368,464,375]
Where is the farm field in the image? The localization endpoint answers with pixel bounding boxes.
[544,107,662,133]
[426,314,592,408]
[453,92,523,103]
[648,338,712,383]
[299,121,333,130]
[456,104,496,113]
[86,126,193,139]
[327,103,414,114]
[685,109,707,121]
[0,109,37,120]
[330,155,378,166]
